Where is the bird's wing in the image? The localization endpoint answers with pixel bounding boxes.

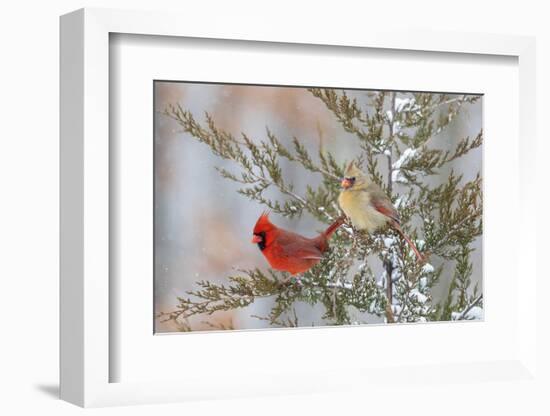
[289,245,324,260]
[276,232,324,260]
[370,187,400,224]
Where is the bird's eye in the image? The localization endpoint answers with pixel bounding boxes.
[350,177,356,181]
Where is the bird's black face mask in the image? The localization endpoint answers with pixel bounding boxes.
[252,231,266,251]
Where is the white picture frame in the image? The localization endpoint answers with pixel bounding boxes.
[60,8,539,408]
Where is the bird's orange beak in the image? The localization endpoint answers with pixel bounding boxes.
[251,235,262,244]
[341,178,353,189]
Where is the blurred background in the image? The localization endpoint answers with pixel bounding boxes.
[154,82,482,332]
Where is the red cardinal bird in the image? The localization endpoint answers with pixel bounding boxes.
[251,212,345,275]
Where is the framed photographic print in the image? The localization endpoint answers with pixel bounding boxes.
[60,7,539,408]
[153,81,483,333]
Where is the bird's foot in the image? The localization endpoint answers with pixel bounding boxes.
[289,276,303,286]
[280,276,303,288]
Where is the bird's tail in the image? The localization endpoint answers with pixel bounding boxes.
[393,223,424,262]
[323,216,346,239]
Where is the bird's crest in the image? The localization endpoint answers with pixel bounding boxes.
[253,210,275,234]
[344,161,364,178]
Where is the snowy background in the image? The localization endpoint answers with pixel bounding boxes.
[154,82,482,332]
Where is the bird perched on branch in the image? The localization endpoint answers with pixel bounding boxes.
[338,162,424,261]
[251,212,344,275]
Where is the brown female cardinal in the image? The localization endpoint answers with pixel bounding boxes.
[251,212,344,275]
[338,162,424,261]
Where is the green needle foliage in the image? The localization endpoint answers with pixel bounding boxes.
[157,88,483,329]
